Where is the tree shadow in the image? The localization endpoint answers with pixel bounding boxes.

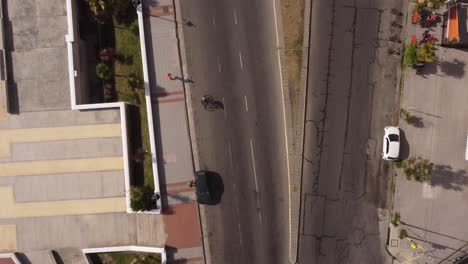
[399,129,410,160]
[416,58,466,79]
[412,116,424,128]
[431,164,468,191]
[439,58,466,79]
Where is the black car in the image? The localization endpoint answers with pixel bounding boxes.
[194,171,223,205]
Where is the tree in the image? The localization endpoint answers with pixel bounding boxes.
[86,0,131,23]
[96,63,113,81]
[130,186,155,211]
[404,45,418,67]
[416,41,436,63]
[403,157,434,182]
[127,72,143,89]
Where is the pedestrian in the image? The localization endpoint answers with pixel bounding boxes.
[167,72,174,80]
[187,180,196,187]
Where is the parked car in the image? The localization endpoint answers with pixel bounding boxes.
[195,171,213,204]
[382,126,400,161]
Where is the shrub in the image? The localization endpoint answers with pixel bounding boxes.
[404,45,418,67]
[403,157,434,182]
[400,109,415,124]
[399,229,408,239]
[392,212,401,226]
[96,63,113,81]
[130,186,155,211]
[395,160,404,168]
[416,41,436,63]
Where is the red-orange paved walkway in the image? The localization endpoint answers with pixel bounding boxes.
[163,202,202,248]
[0,259,14,264]
[449,6,459,40]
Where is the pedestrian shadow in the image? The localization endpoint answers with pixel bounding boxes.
[399,129,410,160]
[431,164,468,191]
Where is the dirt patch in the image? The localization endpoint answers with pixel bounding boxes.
[281,0,305,121]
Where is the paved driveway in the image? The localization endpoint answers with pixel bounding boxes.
[392,24,468,263]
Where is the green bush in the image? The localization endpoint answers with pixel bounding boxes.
[399,229,408,239]
[400,109,415,124]
[392,212,401,226]
[395,160,404,169]
[404,45,418,67]
[130,186,155,211]
[417,41,436,63]
[96,63,113,81]
[403,156,434,183]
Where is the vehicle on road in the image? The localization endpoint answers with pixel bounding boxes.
[194,171,223,205]
[382,126,400,161]
[201,95,224,111]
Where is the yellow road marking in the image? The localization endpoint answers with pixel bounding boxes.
[0,124,121,156]
[0,186,126,218]
[0,157,124,177]
[0,225,17,252]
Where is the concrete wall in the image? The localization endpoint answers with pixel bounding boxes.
[0,0,9,114]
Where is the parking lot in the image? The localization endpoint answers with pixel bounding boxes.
[390,19,468,263]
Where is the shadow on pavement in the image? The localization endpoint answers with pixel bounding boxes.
[431,164,468,191]
[399,129,410,160]
[440,58,466,79]
[416,57,466,79]
[208,171,224,205]
[402,221,468,243]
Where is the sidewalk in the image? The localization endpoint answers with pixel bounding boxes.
[143,0,204,263]
[388,2,468,263]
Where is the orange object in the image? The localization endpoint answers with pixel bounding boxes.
[411,35,417,45]
[448,6,459,40]
[412,10,419,24]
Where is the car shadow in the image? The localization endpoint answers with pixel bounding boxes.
[399,129,410,160]
[205,171,224,205]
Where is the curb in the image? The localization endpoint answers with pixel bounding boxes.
[272,0,313,261]
[288,0,314,262]
[172,0,209,263]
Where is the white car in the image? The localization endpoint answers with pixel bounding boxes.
[382,126,400,161]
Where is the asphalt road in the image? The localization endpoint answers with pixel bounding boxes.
[179,0,289,263]
[298,0,404,263]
